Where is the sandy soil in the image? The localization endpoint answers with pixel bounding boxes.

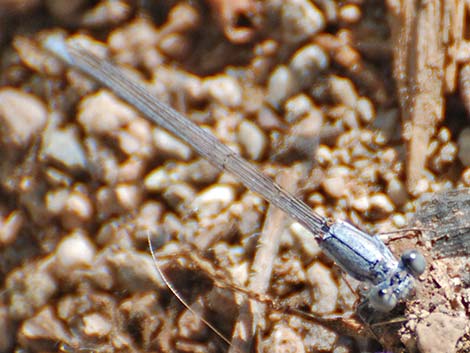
[0,1,468,353]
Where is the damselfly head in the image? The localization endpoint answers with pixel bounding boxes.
[368,287,398,313]
[400,249,426,277]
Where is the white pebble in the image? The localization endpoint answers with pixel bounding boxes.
[144,167,171,192]
[46,189,69,214]
[370,193,395,214]
[351,195,370,212]
[289,44,329,88]
[0,88,47,147]
[391,213,407,228]
[269,324,305,353]
[152,128,192,160]
[307,262,338,314]
[462,168,470,186]
[356,97,375,123]
[281,0,325,43]
[78,90,137,133]
[237,120,267,160]
[0,210,23,246]
[290,222,322,257]
[55,231,96,272]
[20,307,69,342]
[411,178,430,197]
[292,109,323,137]
[322,166,351,198]
[192,184,235,216]
[316,145,333,165]
[266,65,298,109]
[285,94,314,123]
[304,323,337,352]
[41,126,87,171]
[163,183,196,211]
[203,75,242,108]
[83,313,112,337]
[339,4,361,24]
[115,184,141,210]
[437,127,451,143]
[329,76,358,108]
[65,191,93,221]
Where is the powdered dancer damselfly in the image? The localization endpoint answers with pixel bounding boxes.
[43,35,426,312]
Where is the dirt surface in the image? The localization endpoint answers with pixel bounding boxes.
[0,1,469,353]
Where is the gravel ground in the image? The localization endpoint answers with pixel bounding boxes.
[0,1,468,353]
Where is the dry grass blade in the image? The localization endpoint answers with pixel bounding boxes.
[147,233,233,349]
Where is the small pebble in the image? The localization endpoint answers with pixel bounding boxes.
[386,178,408,206]
[177,304,207,340]
[351,195,370,212]
[108,18,161,69]
[392,213,407,228]
[329,75,358,108]
[54,230,96,273]
[144,166,174,192]
[158,32,190,59]
[44,167,73,187]
[7,264,58,320]
[0,88,47,147]
[437,127,451,143]
[153,128,192,160]
[356,97,375,123]
[411,178,430,197]
[46,188,70,215]
[105,249,165,291]
[237,120,267,160]
[78,90,137,134]
[192,184,235,217]
[457,127,470,166]
[266,324,305,353]
[322,166,351,198]
[186,159,220,184]
[81,0,131,28]
[339,4,361,24]
[316,145,333,165]
[304,323,337,352]
[82,313,112,337]
[290,222,322,257]
[117,157,145,182]
[289,44,329,88]
[316,0,337,22]
[369,193,395,214]
[307,261,338,314]
[65,190,93,222]
[281,0,325,44]
[116,128,152,157]
[266,65,298,109]
[115,183,142,210]
[342,107,359,129]
[284,94,314,123]
[162,183,196,212]
[203,75,242,108]
[0,210,23,246]
[165,2,200,33]
[462,168,470,186]
[19,306,71,345]
[41,125,87,171]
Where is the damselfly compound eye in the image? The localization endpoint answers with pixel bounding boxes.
[401,249,426,277]
[369,287,397,312]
